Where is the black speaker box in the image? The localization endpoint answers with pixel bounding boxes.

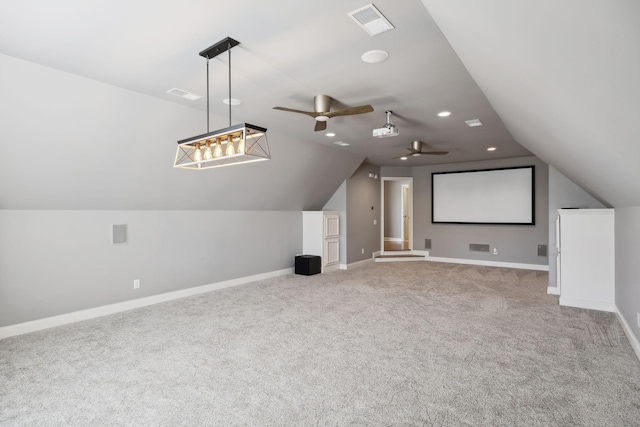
[295,255,321,276]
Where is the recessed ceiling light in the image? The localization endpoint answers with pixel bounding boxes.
[222,98,242,106]
[167,88,202,101]
[334,141,350,147]
[361,50,389,64]
[465,119,483,127]
[325,132,336,137]
[487,147,497,151]
[437,111,451,117]
[400,156,408,160]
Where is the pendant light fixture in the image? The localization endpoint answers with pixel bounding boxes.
[174,37,270,169]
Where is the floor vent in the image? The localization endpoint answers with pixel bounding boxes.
[425,239,432,249]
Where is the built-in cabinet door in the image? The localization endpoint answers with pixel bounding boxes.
[324,214,339,239]
[324,239,340,266]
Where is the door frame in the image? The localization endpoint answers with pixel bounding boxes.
[381,177,413,254]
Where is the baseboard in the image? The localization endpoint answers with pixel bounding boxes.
[559,296,616,313]
[425,256,548,271]
[0,268,293,341]
[615,306,640,362]
[547,286,560,295]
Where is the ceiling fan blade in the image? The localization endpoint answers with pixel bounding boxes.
[273,106,319,118]
[325,105,374,118]
[406,147,419,153]
[421,151,449,155]
[392,155,410,159]
[314,120,327,132]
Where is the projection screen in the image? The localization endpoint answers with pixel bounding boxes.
[431,166,535,225]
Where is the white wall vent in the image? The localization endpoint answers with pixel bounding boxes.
[112,224,128,245]
[167,88,202,101]
[348,4,394,36]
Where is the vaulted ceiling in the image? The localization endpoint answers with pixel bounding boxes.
[0,0,637,209]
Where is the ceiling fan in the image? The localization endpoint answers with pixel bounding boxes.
[393,140,448,159]
[273,95,373,131]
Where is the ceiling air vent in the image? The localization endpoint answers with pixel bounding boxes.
[348,4,394,36]
[465,119,483,127]
[167,88,202,101]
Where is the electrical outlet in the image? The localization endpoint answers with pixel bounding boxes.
[637,312,640,328]
[133,279,140,289]
[493,248,499,256]
[361,248,365,254]
[373,219,377,225]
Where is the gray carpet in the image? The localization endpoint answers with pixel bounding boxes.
[1,262,639,426]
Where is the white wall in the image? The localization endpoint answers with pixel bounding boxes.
[0,210,301,327]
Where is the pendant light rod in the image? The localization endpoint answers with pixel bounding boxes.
[228,42,232,127]
[206,58,210,133]
[198,37,240,130]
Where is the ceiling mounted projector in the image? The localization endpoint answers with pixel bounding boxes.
[373,110,399,138]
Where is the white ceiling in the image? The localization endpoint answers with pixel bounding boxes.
[1,0,637,208]
[0,0,531,167]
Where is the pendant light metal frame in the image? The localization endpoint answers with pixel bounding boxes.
[174,37,270,170]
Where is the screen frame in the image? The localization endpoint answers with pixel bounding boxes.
[431,165,535,225]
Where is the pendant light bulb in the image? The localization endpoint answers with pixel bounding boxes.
[226,139,235,156]
[214,140,222,158]
[236,136,244,154]
[204,141,213,160]
[194,143,202,162]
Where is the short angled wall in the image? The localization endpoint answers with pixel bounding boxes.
[0,268,292,340]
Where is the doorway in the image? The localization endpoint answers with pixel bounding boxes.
[381,177,413,252]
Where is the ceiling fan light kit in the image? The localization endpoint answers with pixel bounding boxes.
[273,94,373,132]
[392,140,449,160]
[174,37,270,170]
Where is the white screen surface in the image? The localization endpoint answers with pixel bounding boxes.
[432,166,534,224]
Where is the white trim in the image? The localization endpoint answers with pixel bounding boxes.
[0,268,292,340]
[384,237,402,242]
[344,258,374,269]
[372,251,382,258]
[559,297,615,313]
[375,256,426,263]
[426,256,549,271]
[339,264,348,270]
[547,286,560,295]
[616,306,640,362]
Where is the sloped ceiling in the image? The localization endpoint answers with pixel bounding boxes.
[421,0,640,208]
[1,1,636,209]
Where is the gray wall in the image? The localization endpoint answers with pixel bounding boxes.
[346,162,381,263]
[547,166,606,288]
[383,180,403,239]
[412,156,549,265]
[322,180,347,266]
[0,210,301,327]
[615,207,640,345]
